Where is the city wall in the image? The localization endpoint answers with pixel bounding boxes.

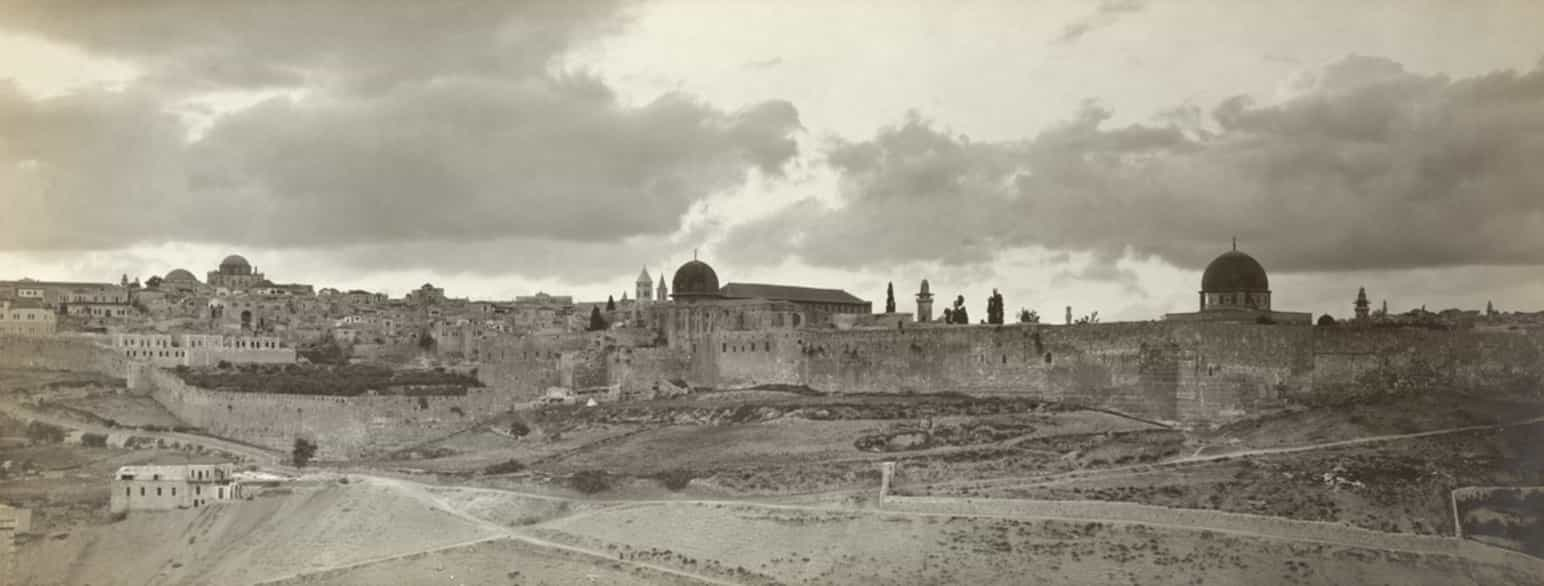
[686,322,1543,424]
[0,334,129,377]
[141,367,520,460]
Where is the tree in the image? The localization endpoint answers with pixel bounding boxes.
[987,289,1005,325]
[952,295,969,325]
[606,295,616,311]
[588,306,608,331]
[1018,308,1039,324]
[942,308,955,324]
[418,331,436,350]
[1073,311,1100,325]
[885,282,896,313]
[145,275,163,289]
[292,438,318,467]
[1317,314,1337,326]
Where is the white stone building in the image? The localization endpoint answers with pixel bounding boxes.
[110,464,246,513]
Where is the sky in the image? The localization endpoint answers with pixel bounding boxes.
[1,0,1542,321]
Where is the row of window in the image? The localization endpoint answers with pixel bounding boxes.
[125,485,224,498]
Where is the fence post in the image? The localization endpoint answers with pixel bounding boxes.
[879,461,896,504]
[1451,488,1463,539]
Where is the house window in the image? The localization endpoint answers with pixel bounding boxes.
[140,487,145,496]
[157,487,162,496]
[125,487,131,496]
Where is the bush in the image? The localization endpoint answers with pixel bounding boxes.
[25,421,66,444]
[483,459,526,475]
[656,469,695,491]
[80,432,108,447]
[292,438,318,467]
[507,419,531,438]
[569,470,612,494]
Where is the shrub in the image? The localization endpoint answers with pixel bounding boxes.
[508,419,531,438]
[656,469,695,491]
[292,438,318,467]
[483,459,526,475]
[25,421,66,444]
[569,470,612,494]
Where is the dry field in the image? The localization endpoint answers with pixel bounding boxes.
[371,393,1171,497]
[534,501,1539,585]
[17,478,500,585]
[955,422,1544,537]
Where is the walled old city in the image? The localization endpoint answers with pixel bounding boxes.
[3,246,1544,585]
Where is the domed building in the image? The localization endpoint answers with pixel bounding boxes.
[670,260,724,302]
[206,254,266,290]
[164,269,199,284]
[655,254,871,352]
[1199,249,1271,311]
[1165,242,1311,325]
[159,268,207,294]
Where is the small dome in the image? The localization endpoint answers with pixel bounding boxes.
[1201,250,1269,292]
[164,269,199,283]
[219,254,251,275]
[671,260,721,299]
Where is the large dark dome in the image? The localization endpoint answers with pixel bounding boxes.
[1201,250,1269,292]
[164,268,199,283]
[671,260,721,299]
[219,254,251,275]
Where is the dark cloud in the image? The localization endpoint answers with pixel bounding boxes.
[0,1,802,268]
[1053,0,1146,45]
[719,56,1544,274]
[0,0,629,94]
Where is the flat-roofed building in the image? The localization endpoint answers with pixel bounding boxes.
[110,464,245,513]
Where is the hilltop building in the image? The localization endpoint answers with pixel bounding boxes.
[1164,243,1311,325]
[0,299,55,336]
[658,257,870,350]
[110,464,245,513]
[206,255,266,290]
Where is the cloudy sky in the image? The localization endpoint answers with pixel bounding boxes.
[2,0,1542,321]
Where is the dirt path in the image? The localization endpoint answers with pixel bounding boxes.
[358,475,742,586]
[350,473,1542,574]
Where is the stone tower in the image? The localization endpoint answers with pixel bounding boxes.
[1354,287,1370,320]
[635,268,653,302]
[656,269,668,301]
[915,279,934,323]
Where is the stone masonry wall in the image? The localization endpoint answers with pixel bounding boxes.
[142,368,520,460]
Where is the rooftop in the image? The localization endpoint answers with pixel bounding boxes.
[720,282,869,306]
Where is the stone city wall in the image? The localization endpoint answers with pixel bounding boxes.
[0,334,129,378]
[141,367,519,460]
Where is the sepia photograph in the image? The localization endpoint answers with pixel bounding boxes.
[1,0,1543,584]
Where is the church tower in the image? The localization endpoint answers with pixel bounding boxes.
[635,268,653,302]
[1354,287,1370,320]
[915,279,934,323]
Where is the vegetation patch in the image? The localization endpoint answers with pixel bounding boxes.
[176,363,481,396]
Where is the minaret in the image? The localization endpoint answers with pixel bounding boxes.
[915,279,934,322]
[656,269,668,302]
[1354,287,1370,320]
[635,267,653,302]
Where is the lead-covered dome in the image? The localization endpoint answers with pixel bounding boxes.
[1201,250,1269,292]
[671,260,722,300]
[219,254,252,275]
[164,268,199,283]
